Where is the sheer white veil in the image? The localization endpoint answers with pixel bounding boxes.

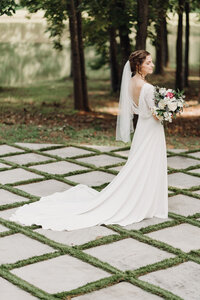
[116,60,135,143]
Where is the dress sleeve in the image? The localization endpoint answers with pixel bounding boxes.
[144,84,155,110]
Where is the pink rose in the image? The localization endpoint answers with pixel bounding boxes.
[166,92,174,98]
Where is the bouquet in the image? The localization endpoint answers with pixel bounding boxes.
[151,86,185,123]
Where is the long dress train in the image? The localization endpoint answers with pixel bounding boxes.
[10,82,168,231]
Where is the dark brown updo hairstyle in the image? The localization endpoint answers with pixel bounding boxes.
[129,50,150,77]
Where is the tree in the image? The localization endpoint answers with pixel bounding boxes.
[21,0,89,111]
[67,0,89,110]
[176,0,184,90]
[163,17,169,67]
[82,0,134,92]
[149,0,169,74]
[0,0,16,16]
[135,0,148,50]
[184,0,189,87]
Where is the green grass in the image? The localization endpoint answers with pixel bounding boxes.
[0,71,199,148]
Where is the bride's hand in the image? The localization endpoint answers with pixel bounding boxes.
[152,114,159,121]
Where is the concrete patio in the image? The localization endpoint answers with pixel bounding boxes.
[0,143,200,300]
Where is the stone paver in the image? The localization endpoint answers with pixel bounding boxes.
[0,189,29,205]
[0,233,54,264]
[188,168,200,174]
[139,262,200,300]
[167,156,199,169]
[15,142,62,150]
[0,208,19,221]
[113,150,130,157]
[65,170,116,186]
[75,282,162,300]
[168,172,200,188]
[0,277,38,300]
[189,152,200,159]
[43,146,93,158]
[109,165,124,172]
[0,143,200,299]
[124,217,171,231]
[167,149,188,153]
[16,179,71,197]
[29,160,88,174]
[11,255,110,293]
[76,154,125,167]
[84,238,174,271]
[3,153,54,164]
[0,224,9,232]
[0,162,10,168]
[82,145,118,151]
[146,224,200,252]
[35,225,118,246]
[0,168,43,184]
[169,194,200,216]
[0,145,24,155]
[0,207,29,227]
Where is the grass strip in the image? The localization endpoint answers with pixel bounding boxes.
[54,274,123,298]
[139,220,180,234]
[126,256,187,278]
[0,229,15,238]
[1,251,61,270]
[0,267,58,300]
[168,212,200,228]
[77,233,128,250]
[107,225,186,257]
[127,277,183,300]
[0,218,122,275]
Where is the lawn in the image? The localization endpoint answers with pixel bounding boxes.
[0,68,199,149]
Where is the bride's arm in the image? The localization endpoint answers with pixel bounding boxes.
[152,114,159,121]
[145,85,160,121]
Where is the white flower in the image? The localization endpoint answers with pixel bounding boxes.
[164,112,169,118]
[166,89,173,93]
[168,102,178,111]
[177,101,183,107]
[158,99,166,109]
[159,88,167,96]
[163,97,170,104]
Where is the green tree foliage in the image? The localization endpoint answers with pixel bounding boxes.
[20,0,66,50]
[81,0,134,69]
[0,0,16,16]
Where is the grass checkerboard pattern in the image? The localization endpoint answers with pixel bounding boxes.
[0,142,200,299]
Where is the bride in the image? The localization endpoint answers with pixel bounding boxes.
[10,50,168,231]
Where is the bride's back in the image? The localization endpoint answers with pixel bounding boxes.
[129,77,145,107]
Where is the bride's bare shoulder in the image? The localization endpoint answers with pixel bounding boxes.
[130,77,144,88]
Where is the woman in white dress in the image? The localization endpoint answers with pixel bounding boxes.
[10,50,168,231]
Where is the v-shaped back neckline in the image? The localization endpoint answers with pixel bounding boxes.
[131,82,148,108]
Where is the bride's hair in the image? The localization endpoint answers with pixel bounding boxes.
[129,50,150,76]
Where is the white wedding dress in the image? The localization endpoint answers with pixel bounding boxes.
[10,82,168,231]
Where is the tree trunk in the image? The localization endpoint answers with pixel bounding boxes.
[116,0,131,66]
[176,0,184,90]
[118,26,131,84]
[135,0,148,50]
[67,0,89,111]
[184,1,189,87]
[69,44,73,78]
[76,0,90,111]
[155,18,165,74]
[109,26,120,93]
[163,17,169,67]
[67,0,84,110]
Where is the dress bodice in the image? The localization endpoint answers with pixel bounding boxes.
[130,82,155,118]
